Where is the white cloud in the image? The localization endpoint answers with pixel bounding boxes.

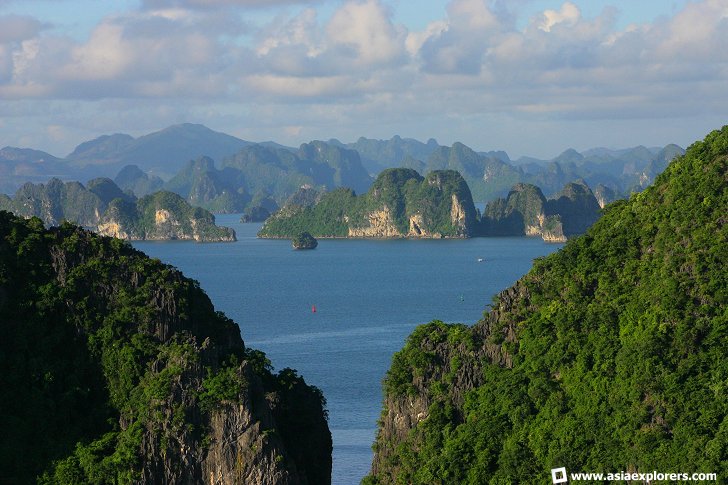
[1,0,727,158]
[537,2,580,32]
[326,0,405,65]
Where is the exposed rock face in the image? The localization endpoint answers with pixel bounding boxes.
[370,282,529,480]
[96,220,130,240]
[367,127,728,484]
[450,193,468,234]
[260,169,478,239]
[545,180,601,236]
[407,213,442,238]
[0,212,331,484]
[348,207,402,238]
[0,178,237,242]
[593,183,618,208]
[480,181,600,242]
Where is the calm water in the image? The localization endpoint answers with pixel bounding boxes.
[133,214,562,484]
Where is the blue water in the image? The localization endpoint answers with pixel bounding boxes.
[133,214,562,484]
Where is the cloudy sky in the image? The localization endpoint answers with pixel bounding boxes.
[0,0,726,158]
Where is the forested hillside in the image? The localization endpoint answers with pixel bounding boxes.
[366,127,728,484]
[0,214,331,484]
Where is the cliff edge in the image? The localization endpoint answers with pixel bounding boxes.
[0,212,330,484]
[365,126,728,483]
[259,169,478,239]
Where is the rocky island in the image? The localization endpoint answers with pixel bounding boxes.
[480,180,602,242]
[259,168,478,239]
[292,232,318,249]
[364,126,728,483]
[0,178,236,242]
[258,167,604,243]
[0,211,331,484]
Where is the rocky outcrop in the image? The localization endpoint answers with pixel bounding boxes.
[593,183,619,208]
[348,207,402,238]
[480,181,599,242]
[407,213,442,238]
[260,169,478,239]
[1,211,331,483]
[544,180,601,236]
[164,157,249,214]
[370,281,531,480]
[1,179,236,242]
[292,232,318,249]
[367,127,728,484]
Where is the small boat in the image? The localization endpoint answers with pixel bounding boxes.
[312,305,317,313]
[477,258,484,262]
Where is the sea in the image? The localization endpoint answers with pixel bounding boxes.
[133,214,563,485]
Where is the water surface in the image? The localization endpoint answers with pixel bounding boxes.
[134,214,562,484]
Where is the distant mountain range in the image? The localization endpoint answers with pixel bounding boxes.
[1,124,684,211]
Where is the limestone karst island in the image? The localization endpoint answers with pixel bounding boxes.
[1,1,726,483]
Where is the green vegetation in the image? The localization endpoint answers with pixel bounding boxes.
[259,169,478,238]
[0,213,330,484]
[135,190,235,241]
[0,178,235,241]
[367,126,728,483]
[157,142,372,214]
[427,143,522,202]
[479,181,600,240]
[292,232,318,250]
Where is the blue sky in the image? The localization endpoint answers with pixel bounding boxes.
[0,0,726,159]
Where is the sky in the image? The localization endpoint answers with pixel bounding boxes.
[0,0,726,159]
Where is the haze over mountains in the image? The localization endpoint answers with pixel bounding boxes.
[1,123,684,213]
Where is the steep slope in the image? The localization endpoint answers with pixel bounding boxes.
[164,157,249,213]
[0,212,331,484]
[259,169,478,239]
[340,135,441,173]
[0,179,236,242]
[544,180,601,236]
[366,126,728,484]
[218,142,373,208]
[426,143,522,202]
[114,165,164,197]
[298,141,372,195]
[480,181,601,242]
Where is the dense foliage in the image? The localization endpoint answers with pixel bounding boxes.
[480,181,600,239]
[366,126,728,483]
[0,213,329,484]
[259,169,478,238]
[292,232,318,249]
[0,178,235,242]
